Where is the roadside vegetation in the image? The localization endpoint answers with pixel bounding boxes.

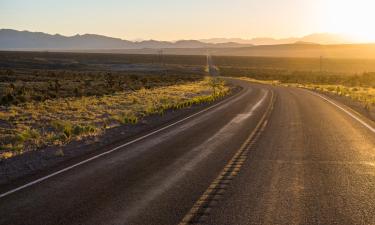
[0,69,203,106]
[239,76,375,113]
[0,73,228,159]
[215,56,375,74]
[216,56,375,111]
[292,84,375,110]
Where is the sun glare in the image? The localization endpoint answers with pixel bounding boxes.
[322,0,375,42]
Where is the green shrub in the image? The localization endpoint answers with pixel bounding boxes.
[72,125,84,136]
[72,124,96,135]
[123,116,138,124]
[51,120,73,139]
[15,128,40,146]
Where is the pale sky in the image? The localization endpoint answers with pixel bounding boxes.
[1,0,375,41]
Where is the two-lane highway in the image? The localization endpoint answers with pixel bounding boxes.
[0,79,374,225]
[0,79,272,225]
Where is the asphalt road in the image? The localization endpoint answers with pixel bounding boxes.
[0,79,374,225]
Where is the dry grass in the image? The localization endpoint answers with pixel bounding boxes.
[287,84,375,107]
[0,69,203,106]
[239,77,375,110]
[0,77,229,159]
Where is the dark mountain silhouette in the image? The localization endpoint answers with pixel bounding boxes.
[0,29,355,51]
[0,29,254,50]
[3,29,374,58]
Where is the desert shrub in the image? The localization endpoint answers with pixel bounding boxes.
[72,124,96,135]
[51,120,73,138]
[1,93,15,105]
[222,66,375,88]
[16,128,40,144]
[205,76,225,96]
[112,113,139,124]
[0,68,204,106]
[0,77,229,159]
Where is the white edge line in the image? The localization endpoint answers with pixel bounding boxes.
[0,90,243,199]
[308,90,375,133]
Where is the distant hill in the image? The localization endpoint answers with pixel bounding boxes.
[3,29,375,58]
[0,29,354,51]
[89,43,375,59]
[200,33,354,45]
[0,29,253,50]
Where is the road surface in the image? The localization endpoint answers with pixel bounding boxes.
[0,79,374,225]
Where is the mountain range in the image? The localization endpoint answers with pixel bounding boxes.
[0,29,354,51]
[199,33,354,45]
[0,29,253,50]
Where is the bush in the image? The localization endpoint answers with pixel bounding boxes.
[72,124,96,136]
[1,94,15,105]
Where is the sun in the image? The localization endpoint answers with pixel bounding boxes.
[321,0,375,42]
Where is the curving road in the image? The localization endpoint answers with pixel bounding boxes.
[0,79,374,225]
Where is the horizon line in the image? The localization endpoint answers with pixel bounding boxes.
[0,28,362,44]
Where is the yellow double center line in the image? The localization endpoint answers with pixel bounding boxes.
[179,89,276,225]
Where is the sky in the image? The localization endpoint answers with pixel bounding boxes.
[1,0,375,41]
